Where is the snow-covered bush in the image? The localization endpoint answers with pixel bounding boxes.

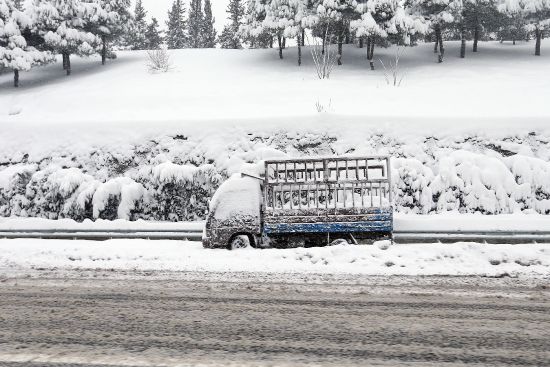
[1,130,550,221]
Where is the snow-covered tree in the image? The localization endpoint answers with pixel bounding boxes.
[219,0,245,49]
[13,0,23,10]
[188,0,203,47]
[412,0,458,62]
[314,0,357,65]
[126,0,147,50]
[145,17,162,49]
[264,0,308,64]
[89,0,132,64]
[351,0,427,69]
[31,0,100,75]
[500,0,550,56]
[202,0,216,47]
[166,0,188,49]
[0,0,53,87]
[241,0,273,49]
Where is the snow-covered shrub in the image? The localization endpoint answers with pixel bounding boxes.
[92,177,145,220]
[1,129,550,221]
[430,151,531,214]
[506,155,550,214]
[141,161,223,221]
[392,158,434,214]
[22,167,99,220]
[0,164,36,217]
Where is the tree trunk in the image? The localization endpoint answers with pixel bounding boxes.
[282,37,286,49]
[513,39,516,45]
[14,69,19,88]
[434,35,439,53]
[277,35,283,59]
[101,36,107,65]
[297,34,302,66]
[337,35,343,66]
[359,38,364,49]
[62,53,68,70]
[322,34,326,55]
[435,26,444,63]
[473,25,479,52]
[66,54,71,75]
[535,29,541,56]
[460,24,466,58]
[369,41,375,70]
[301,29,305,46]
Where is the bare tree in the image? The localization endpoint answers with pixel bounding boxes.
[309,27,337,79]
[379,48,406,87]
[147,48,172,73]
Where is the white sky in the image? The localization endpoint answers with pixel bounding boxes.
[139,0,230,33]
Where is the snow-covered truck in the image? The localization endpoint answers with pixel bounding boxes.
[202,156,393,250]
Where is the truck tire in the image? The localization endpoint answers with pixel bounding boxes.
[229,235,251,250]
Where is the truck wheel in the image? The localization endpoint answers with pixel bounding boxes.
[229,235,251,250]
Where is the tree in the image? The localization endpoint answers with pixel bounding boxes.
[90,0,132,65]
[32,0,100,75]
[145,17,163,49]
[314,0,357,65]
[126,0,147,50]
[202,0,216,47]
[500,0,550,56]
[352,0,427,69]
[0,0,53,87]
[413,0,458,62]
[241,0,273,49]
[188,0,204,47]
[264,0,308,64]
[166,0,188,49]
[219,0,244,49]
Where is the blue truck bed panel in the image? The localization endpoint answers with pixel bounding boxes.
[264,221,393,234]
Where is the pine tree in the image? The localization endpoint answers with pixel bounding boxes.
[145,17,163,49]
[0,0,53,87]
[202,0,216,48]
[166,0,188,49]
[500,0,550,56]
[264,0,308,65]
[241,0,273,49]
[90,0,132,65]
[127,0,148,50]
[32,0,100,76]
[219,0,244,49]
[188,0,204,48]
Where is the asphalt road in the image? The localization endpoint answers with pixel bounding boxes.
[0,273,549,367]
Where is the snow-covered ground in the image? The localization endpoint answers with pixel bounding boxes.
[1,41,548,124]
[1,213,549,233]
[0,239,548,278]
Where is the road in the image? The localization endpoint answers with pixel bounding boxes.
[0,273,549,367]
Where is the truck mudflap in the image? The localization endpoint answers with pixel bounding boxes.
[264,221,393,234]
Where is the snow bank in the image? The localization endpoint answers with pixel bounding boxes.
[0,239,548,278]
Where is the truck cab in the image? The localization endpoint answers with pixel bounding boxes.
[203,156,393,250]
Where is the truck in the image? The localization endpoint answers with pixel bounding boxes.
[202,156,393,250]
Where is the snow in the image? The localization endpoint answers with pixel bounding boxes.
[0,238,548,277]
[209,173,261,221]
[1,41,549,123]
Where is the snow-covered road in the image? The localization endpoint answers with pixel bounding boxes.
[1,275,549,367]
[1,238,548,278]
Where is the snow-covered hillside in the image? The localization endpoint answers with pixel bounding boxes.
[1,41,549,123]
[1,42,549,221]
